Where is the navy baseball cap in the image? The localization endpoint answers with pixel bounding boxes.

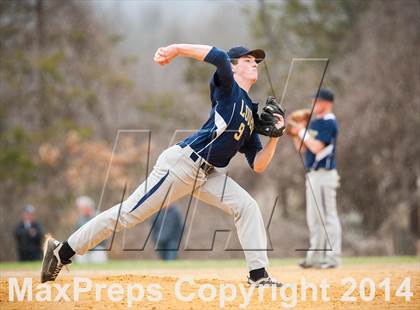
[314,88,334,102]
[227,46,265,63]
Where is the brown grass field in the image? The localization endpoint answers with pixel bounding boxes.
[1,258,419,309]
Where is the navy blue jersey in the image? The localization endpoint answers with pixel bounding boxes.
[304,113,338,170]
[179,47,263,168]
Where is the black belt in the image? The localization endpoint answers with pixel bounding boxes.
[177,142,215,175]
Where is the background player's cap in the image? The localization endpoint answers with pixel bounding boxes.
[313,88,334,102]
[228,46,265,63]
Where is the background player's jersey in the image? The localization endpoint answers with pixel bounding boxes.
[304,113,338,170]
[179,47,262,168]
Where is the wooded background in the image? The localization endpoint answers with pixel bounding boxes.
[1,0,419,261]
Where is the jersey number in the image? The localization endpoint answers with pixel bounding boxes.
[234,123,245,141]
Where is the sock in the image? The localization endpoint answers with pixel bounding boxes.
[249,267,267,281]
[59,241,76,262]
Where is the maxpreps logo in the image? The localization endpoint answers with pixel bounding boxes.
[8,277,162,307]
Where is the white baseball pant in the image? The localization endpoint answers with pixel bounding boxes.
[67,144,269,270]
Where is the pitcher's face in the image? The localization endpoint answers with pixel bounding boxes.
[233,55,258,83]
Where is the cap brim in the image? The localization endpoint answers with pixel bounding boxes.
[244,49,265,63]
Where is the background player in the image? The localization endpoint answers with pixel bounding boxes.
[290,88,341,268]
[41,44,285,286]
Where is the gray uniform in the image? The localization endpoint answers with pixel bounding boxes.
[304,112,341,266]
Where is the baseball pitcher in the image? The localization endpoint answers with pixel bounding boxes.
[41,44,286,286]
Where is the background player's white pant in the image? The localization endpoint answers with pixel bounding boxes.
[68,145,268,271]
[305,169,341,266]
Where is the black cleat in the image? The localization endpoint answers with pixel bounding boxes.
[247,275,283,287]
[40,237,71,283]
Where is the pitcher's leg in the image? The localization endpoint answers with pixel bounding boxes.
[68,166,174,254]
[67,145,200,255]
[192,172,268,271]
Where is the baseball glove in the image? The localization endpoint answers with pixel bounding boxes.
[285,108,312,136]
[254,96,286,137]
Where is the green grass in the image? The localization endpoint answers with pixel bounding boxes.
[0,256,418,272]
